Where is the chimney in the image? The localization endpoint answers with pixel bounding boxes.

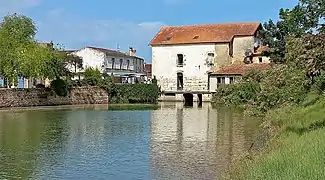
[129,47,136,56]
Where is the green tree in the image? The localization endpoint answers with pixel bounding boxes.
[260,0,323,63]
[0,14,37,86]
[0,14,64,87]
[84,67,102,86]
[62,52,83,79]
[285,34,325,83]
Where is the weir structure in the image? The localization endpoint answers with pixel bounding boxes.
[158,91,210,107]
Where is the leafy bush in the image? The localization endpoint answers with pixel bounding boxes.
[101,83,160,104]
[213,69,264,106]
[311,72,325,94]
[83,67,102,86]
[214,81,260,106]
[213,65,308,114]
[50,78,68,96]
[252,65,307,113]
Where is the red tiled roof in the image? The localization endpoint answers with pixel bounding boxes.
[211,63,270,75]
[149,22,261,46]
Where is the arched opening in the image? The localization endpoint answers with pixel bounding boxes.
[177,72,183,90]
[183,93,193,107]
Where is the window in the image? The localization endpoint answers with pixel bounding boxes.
[208,53,214,57]
[221,77,225,84]
[127,60,130,70]
[230,77,234,84]
[111,58,115,69]
[193,35,199,39]
[120,59,123,69]
[259,57,263,63]
[207,53,214,66]
[177,54,184,67]
[217,77,226,88]
[177,72,183,90]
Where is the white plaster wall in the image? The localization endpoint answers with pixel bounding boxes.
[73,48,105,72]
[72,48,145,74]
[152,44,215,92]
[209,76,217,92]
[209,76,231,92]
[252,56,270,63]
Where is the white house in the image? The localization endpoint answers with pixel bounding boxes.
[149,22,269,102]
[69,46,146,83]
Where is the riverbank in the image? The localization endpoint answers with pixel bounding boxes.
[228,96,325,179]
[0,103,160,112]
[0,86,109,108]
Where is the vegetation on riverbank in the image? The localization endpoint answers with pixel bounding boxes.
[228,96,325,180]
[67,67,161,104]
[213,0,325,179]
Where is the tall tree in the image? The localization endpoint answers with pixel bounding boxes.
[0,14,37,86]
[0,14,70,86]
[260,0,323,63]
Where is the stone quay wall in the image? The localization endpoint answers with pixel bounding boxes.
[0,86,108,108]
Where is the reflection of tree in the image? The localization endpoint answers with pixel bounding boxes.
[0,110,69,179]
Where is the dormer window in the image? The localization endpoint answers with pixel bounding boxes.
[166,36,172,41]
[193,35,199,39]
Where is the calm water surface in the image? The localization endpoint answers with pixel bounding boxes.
[0,102,261,180]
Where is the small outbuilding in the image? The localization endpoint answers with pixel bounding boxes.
[208,63,270,92]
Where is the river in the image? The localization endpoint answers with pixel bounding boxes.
[0,102,261,180]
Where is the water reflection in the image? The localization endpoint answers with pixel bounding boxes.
[150,102,260,180]
[0,103,261,180]
[0,110,70,179]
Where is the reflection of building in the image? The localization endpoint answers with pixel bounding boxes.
[150,102,258,179]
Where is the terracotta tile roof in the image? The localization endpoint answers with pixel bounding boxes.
[211,63,270,75]
[149,22,261,46]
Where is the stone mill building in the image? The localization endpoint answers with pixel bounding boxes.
[149,22,270,103]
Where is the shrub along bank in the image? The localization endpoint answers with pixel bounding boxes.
[213,65,308,115]
[51,67,161,104]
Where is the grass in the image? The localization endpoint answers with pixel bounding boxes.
[229,96,325,180]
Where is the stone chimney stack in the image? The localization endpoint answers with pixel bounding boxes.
[129,47,136,56]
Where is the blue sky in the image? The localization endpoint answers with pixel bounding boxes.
[0,0,298,62]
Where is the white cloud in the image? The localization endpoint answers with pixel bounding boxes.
[35,9,165,61]
[0,0,41,15]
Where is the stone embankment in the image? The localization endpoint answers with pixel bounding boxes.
[0,86,108,108]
